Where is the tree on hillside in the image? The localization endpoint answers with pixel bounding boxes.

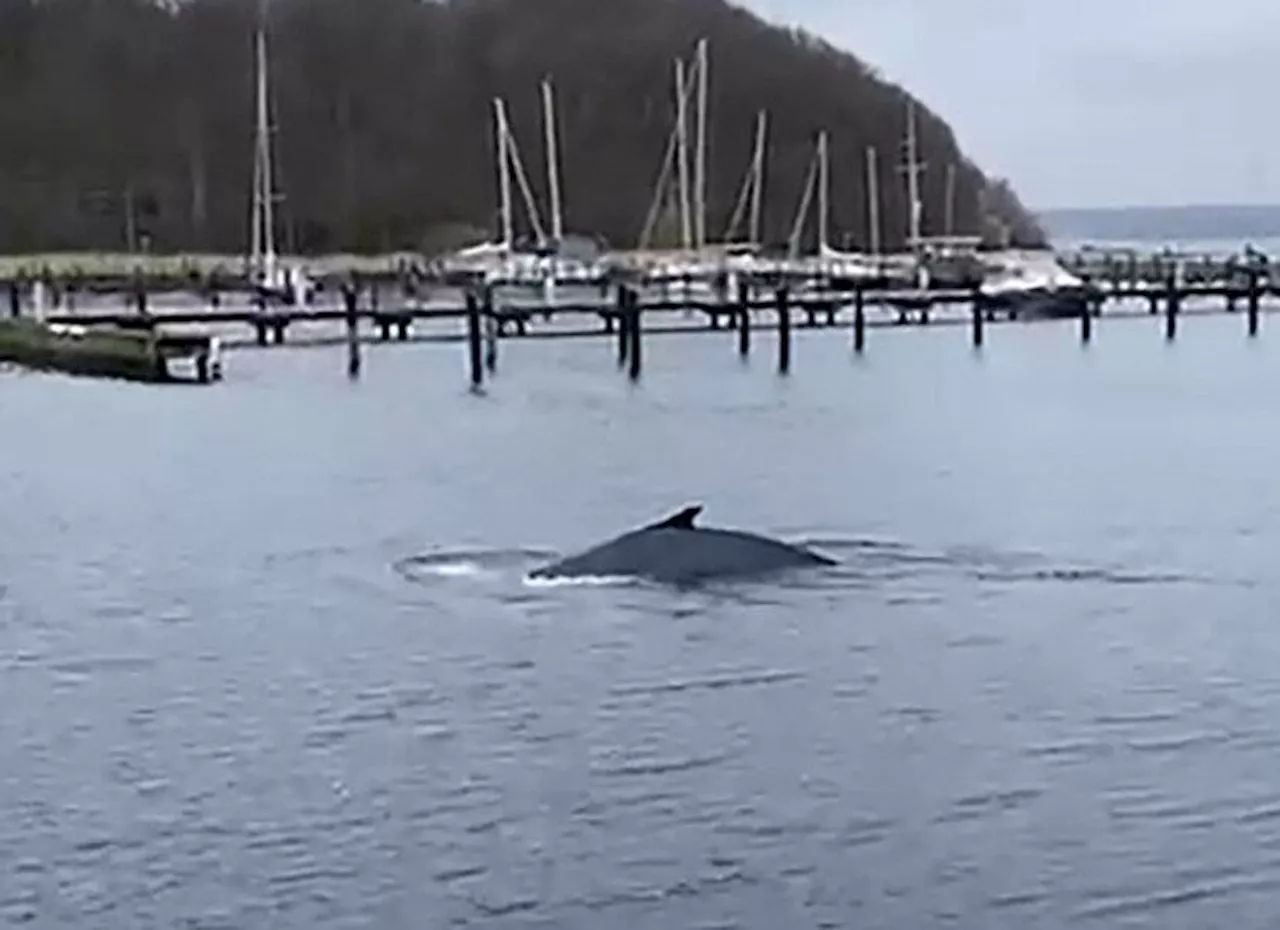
[0,0,1046,254]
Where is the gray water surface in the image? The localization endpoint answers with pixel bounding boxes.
[3,313,1280,927]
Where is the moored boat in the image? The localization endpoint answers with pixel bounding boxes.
[978,249,1093,318]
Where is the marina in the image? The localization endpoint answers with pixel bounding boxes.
[0,27,1273,386]
[3,241,1273,383]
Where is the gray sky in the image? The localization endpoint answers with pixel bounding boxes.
[740,0,1280,209]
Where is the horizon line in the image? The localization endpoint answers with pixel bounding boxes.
[1035,202,1280,214]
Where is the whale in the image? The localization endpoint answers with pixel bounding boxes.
[527,504,837,585]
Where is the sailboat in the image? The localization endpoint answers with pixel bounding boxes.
[438,84,601,291]
[437,97,543,285]
[247,22,310,306]
[803,130,898,288]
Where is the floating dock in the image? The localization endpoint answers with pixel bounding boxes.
[0,317,222,384]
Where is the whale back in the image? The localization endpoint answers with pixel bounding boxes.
[530,507,835,584]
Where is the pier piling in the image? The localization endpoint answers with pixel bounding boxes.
[615,285,629,368]
[481,286,496,371]
[776,287,791,375]
[484,313,498,374]
[853,289,866,353]
[970,290,984,349]
[465,290,483,390]
[1080,304,1092,344]
[253,288,270,345]
[342,284,361,379]
[1248,272,1261,337]
[132,274,148,317]
[626,287,642,381]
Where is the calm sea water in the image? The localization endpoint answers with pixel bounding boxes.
[4,273,1280,927]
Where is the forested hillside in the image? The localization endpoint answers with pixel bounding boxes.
[0,0,1045,254]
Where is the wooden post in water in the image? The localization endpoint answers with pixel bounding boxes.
[1164,265,1179,341]
[736,277,751,357]
[253,285,268,345]
[342,284,361,379]
[776,287,791,375]
[1248,269,1261,337]
[483,314,498,374]
[7,280,19,318]
[626,286,642,381]
[615,284,629,368]
[1080,302,1092,344]
[133,272,148,317]
[481,284,498,373]
[853,287,866,353]
[465,290,483,389]
[970,289,984,349]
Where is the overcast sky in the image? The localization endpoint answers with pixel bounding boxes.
[740,0,1280,209]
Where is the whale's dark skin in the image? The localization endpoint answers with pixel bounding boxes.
[527,505,837,585]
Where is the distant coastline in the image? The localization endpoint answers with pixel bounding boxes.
[1036,204,1280,245]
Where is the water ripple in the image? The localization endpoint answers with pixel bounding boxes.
[593,751,739,779]
[1076,863,1280,922]
[608,668,805,699]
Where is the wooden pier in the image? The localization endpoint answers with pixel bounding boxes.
[27,274,1279,342]
[4,241,1279,389]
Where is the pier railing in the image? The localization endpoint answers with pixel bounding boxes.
[1056,245,1273,288]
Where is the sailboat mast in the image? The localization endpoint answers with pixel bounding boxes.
[787,141,820,258]
[866,145,881,255]
[255,25,276,271]
[541,78,564,244]
[250,129,261,267]
[693,38,708,250]
[748,109,766,245]
[493,98,514,248]
[674,58,692,250]
[816,130,829,251]
[904,98,923,250]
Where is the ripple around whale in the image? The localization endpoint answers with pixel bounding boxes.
[392,547,562,584]
[797,537,1223,588]
[391,535,1215,594]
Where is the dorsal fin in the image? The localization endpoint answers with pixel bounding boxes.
[647,504,702,530]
